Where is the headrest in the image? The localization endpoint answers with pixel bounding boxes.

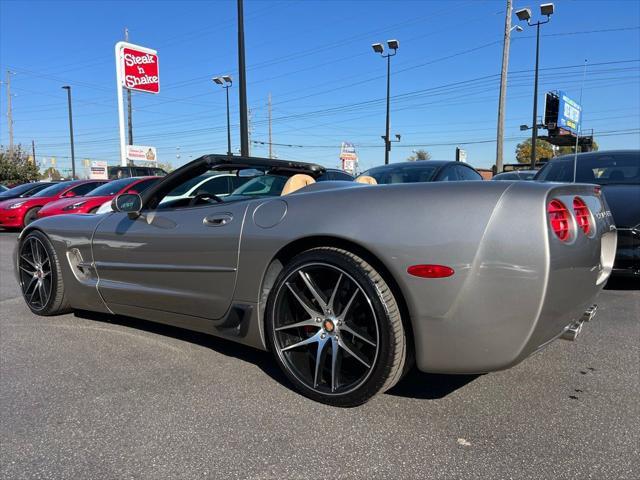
[281,174,316,195]
[354,175,378,185]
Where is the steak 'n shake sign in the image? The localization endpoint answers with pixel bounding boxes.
[122,47,159,93]
[115,41,159,165]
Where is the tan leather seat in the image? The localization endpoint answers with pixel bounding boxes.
[281,174,316,195]
[354,175,377,185]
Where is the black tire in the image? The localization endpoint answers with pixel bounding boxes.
[17,230,71,316]
[23,207,40,227]
[266,247,406,407]
[89,206,100,214]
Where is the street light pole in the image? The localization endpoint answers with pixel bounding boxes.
[385,52,391,165]
[530,21,542,170]
[515,3,554,170]
[62,86,76,179]
[213,76,233,156]
[372,40,399,165]
[237,0,249,157]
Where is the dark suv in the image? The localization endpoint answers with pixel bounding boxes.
[108,166,168,179]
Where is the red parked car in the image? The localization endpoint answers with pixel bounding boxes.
[0,179,106,228]
[37,176,160,219]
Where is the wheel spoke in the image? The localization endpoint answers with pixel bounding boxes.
[299,271,328,312]
[28,280,39,303]
[340,323,377,347]
[275,317,320,332]
[20,255,37,269]
[313,336,330,388]
[24,276,37,295]
[328,273,343,311]
[29,239,39,264]
[38,281,49,306]
[280,331,321,352]
[337,288,359,321]
[286,283,322,318]
[331,337,340,392]
[338,337,371,369]
[19,264,36,276]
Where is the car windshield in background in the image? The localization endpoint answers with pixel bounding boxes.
[0,183,46,198]
[87,178,139,196]
[536,153,640,184]
[31,181,74,197]
[167,174,216,197]
[230,174,288,196]
[364,164,438,184]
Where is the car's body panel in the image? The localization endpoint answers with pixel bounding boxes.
[16,155,615,375]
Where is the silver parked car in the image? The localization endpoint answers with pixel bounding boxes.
[15,155,616,406]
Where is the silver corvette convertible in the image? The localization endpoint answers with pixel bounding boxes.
[15,155,617,406]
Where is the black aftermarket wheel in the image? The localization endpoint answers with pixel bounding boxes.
[266,247,407,407]
[18,230,71,316]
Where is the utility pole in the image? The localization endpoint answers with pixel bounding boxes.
[237,0,249,156]
[268,93,273,159]
[31,140,36,164]
[62,86,76,179]
[495,0,513,174]
[125,28,134,146]
[248,107,253,156]
[6,71,14,158]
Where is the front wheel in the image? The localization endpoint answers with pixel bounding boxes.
[266,247,406,407]
[23,207,40,227]
[17,230,71,316]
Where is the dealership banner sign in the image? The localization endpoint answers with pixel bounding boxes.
[126,145,157,162]
[90,161,108,180]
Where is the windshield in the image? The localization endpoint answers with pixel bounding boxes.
[166,174,216,197]
[230,174,288,196]
[0,183,47,198]
[536,152,640,184]
[364,164,439,184]
[31,181,74,198]
[87,178,139,196]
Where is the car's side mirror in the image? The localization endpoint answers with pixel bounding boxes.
[63,190,77,197]
[113,193,142,219]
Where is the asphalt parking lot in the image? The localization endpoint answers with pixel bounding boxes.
[0,231,638,480]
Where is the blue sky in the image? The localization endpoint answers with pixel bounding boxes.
[1,0,639,176]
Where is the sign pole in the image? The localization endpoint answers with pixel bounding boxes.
[115,42,127,166]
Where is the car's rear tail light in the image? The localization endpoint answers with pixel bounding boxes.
[547,199,571,241]
[407,264,455,278]
[573,196,591,235]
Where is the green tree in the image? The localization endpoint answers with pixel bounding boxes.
[515,138,555,164]
[558,139,599,155]
[407,149,432,161]
[157,161,173,173]
[40,166,62,181]
[0,145,40,184]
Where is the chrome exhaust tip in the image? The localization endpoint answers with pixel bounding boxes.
[561,321,584,341]
[582,304,597,322]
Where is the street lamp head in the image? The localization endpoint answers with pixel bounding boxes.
[514,25,524,32]
[520,124,530,131]
[515,7,532,21]
[62,85,71,90]
[395,134,401,141]
[222,75,232,84]
[371,43,384,54]
[212,77,224,85]
[387,39,399,51]
[540,3,554,16]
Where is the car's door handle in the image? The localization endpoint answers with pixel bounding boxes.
[203,213,233,226]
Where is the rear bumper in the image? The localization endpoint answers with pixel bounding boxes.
[612,227,640,276]
[409,184,616,374]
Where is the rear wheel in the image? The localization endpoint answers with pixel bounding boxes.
[266,247,406,407]
[18,230,71,316]
[23,207,40,227]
